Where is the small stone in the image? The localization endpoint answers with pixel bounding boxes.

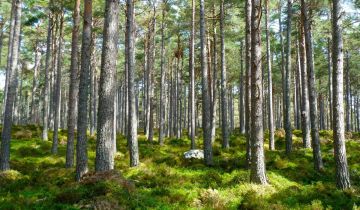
[184,149,204,159]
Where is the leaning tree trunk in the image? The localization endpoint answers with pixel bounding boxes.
[265,0,274,150]
[250,0,267,185]
[200,0,213,166]
[66,0,81,168]
[301,0,323,171]
[331,0,351,190]
[0,0,22,171]
[284,0,293,155]
[126,0,139,167]
[244,0,252,168]
[220,0,229,149]
[76,0,92,180]
[51,12,64,155]
[95,0,120,172]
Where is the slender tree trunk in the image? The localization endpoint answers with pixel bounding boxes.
[159,0,167,146]
[244,0,252,168]
[265,0,274,150]
[284,0,293,155]
[331,0,351,189]
[301,0,323,171]
[250,0,267,185]
[189,0,196,149]
[42,14,52,141]
[30,44,41,124]
[126,0,139,167]
[0,0,21,171]
[211,4,218,144]
[76,0,92,180]
[200,0,213,166]
[345,51,351,132]
[299,22,311,148]
[327,38,333,129]
[95,0,119,171]
[220,0,229,149]
[66,0,81,168]
[239,41,245,134]
[52,13,64,155]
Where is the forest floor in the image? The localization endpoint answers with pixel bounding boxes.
[0,125,359,209]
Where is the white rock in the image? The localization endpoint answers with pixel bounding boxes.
[184,149,204,159]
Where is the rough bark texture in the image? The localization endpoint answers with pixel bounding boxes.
[244,0,252,168]
[284,0,292,155]
[96,0,119,172]
[265,0,274,151]
[76,0,92,180]
[332,0,351,190]
[126,0,139,167]
[301,0,323,171]
[200,0,213,166]
[220,0,229,149]
[66,0,81,168]
[0,0,22,171]
[250,0,267,185]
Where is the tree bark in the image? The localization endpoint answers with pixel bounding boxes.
[51,12,64,155]
[126,0,139,167]
[0,0,22,171]
[284,0,293,155]
[76,0,92,180]
[66,0,81,168]
[189,0,196,149]
[244,0,252,168]
[331,0,351,189]
[95,0,119,171]
[200,0,213,166]
[159,0,167,146]
[250,0,267,185]
[220,0,229,149]
[265,0,274,150]
[301,0,323,171]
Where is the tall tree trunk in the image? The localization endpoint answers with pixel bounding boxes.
[42,14,52,141]
[200,0,213,166]
[52,12,64,155]
[95,0,119,171]
[189,0,196,149]
[76,0,92,180]
[239,41,245,134]
[159,0,167,146]
[301,0,323,171]
[211,4,218,144]
[345,51,351,132]
[126,0,139,167]
[299,21,311,148]
[66,0,81,168]
[244,0,252,168]
[0,0,21,171]
[327,38,333,129]
[284,0,293,155]
[265,0,274,150]
[331,0,351,189]
[220,0,229,149]
[250,0,267,185]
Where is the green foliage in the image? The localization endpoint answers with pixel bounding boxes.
[0,126,359,209]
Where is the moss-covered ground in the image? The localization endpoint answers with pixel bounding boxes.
[0,125,359,209]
